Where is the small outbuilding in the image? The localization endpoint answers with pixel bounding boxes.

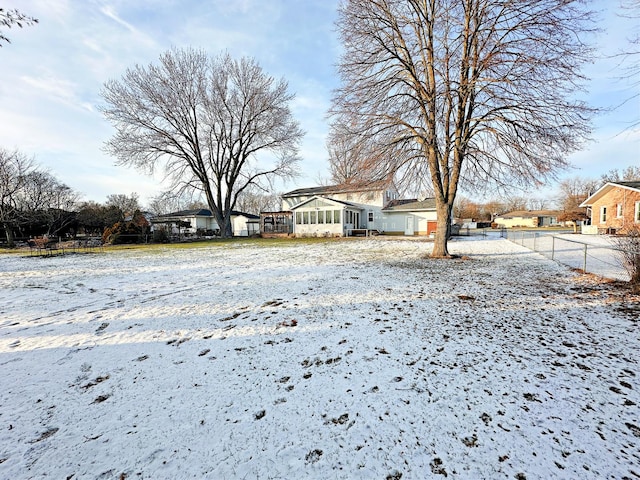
[380,199,438,236]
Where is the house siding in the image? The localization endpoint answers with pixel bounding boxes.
[381,211,438,235]
[494,216,538,228]
[588,186,640,234]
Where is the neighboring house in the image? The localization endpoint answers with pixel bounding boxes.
[281,181,440,236]
[151,209,260,237]
[579,181,640,235]
[381,199,438,235]
[493,210,561,228]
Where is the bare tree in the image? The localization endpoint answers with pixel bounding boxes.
[617,0,640,127]
[18,170,80,237]
[0,8,38,47]
[556,176,598,232]
[235,186,281,215]
[105,193,141,219]
[101,48,303,238]
[326,118,385,186]
[0,149,79,245]
[76,201,122,236]
[327,121,365,185]
[0,148,34,246]
[600,165,640,184]
[453,196,482,220]
[333,0,596,256]
[528,198,549,211]
[148,191,193,216]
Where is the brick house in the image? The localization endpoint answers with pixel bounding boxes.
[579,181,640,234]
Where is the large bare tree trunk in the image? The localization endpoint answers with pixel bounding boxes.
[432,201,453,257]
[3,224,15,248]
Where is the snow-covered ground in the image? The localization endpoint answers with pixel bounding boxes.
[0,237,638,479]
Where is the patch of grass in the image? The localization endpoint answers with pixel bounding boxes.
[103,236,344,253]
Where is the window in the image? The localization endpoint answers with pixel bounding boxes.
[368,211,374,222]
[303,211,309,224]
[635,201,640,223]
[334,210,341,224]
[318,210,324,224]
[600,206,607,223]
[617,204,623,218]
[295,212,302,224]
[310,211,316,224]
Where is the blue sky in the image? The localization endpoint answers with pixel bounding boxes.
[0,0,638,207]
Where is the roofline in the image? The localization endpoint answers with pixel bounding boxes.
[579,181,640,207]
[152,209,259,220]
[282,181,393,197]
[382,206,437,212]
[496,210,562,218]
[289,195,364,210]
[382,199,437,212]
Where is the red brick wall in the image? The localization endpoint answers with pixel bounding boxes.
[589,187,640,233]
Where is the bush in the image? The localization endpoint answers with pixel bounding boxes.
[152,228,170,243]
[615,227,640,290]
[101,210,150,245]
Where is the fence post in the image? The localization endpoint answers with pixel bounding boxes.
[534,232,537,252]
[551,236,555,260]
[583,244,588,274]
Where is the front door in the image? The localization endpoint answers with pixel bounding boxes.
[405,216,414,235]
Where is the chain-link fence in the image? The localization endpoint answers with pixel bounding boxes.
[506,231,632,281]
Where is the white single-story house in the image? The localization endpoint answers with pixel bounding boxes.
[493,210,561,228]
[150,209,260,237]
[281,182,440,236]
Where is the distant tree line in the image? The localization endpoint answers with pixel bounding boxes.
[1,147,286,248]
[0,147,151,247]
[454,165,640,223]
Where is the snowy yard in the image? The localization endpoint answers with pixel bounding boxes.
[0,237,638,479]
[506,231,631,282]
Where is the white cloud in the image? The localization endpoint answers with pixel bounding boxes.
[21,74,77,103]
[99,4,138,34]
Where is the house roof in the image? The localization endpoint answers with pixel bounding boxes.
[289,196,364,211]
[152,209,259,220]
[579,181,640,207]
[155,208,209,218]
[282,180,392,198]
[382,198,436,212]
[496,210,561,219]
